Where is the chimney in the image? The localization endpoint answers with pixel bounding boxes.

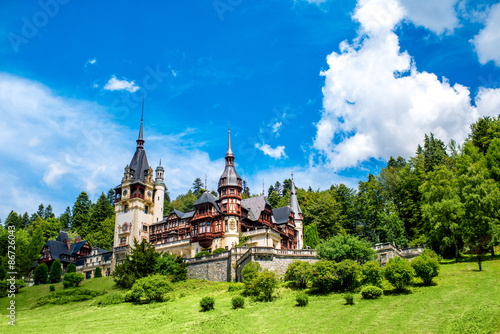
[66,238,71,250]
[75,236,81,243]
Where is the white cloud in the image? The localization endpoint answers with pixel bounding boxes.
[272,121,282,134]
[298,0,328,4]
[255,143,287,159]
[314,0,494,171]
[475,87,500,115]
[472,3,500,66]
[401,0,460,34]
[84,58,97,67]
[104,75,140,93]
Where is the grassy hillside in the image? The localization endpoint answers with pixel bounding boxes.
[1,258,499,334]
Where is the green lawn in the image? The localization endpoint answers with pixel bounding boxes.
[1,258,499,334]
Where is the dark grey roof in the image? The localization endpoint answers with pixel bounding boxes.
[241,195,270,221]
[194,192,221,212]
[129,148,150,182]
[219,165,241,187]
[273,206,292,225]
[56,231,69,242]
[92,246,110,254]
[170,209,185,218]
[183,211,195,219]
[70,241,88,254]
[43,240,75,262]
[290,179,302,215]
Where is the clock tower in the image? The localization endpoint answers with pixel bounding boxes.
[218,126,242,249]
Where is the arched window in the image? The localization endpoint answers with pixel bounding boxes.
[124,205,129,213]
[120,237,126,245]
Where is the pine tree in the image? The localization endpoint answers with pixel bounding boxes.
[36,204,45,219]
[4,211,22,229]
[94,267,102,278]
[89,193,114,232]
[44,205,55,219]
[192,178,204,196]
[107,189,115,206]
[34,263,48,285]
[274,181,282,197]
[59,207,72,230]
[72,192,91,236]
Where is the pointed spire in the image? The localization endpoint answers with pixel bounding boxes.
[226,122,234,158]
[137,94,145,149]
[290,171,302,214]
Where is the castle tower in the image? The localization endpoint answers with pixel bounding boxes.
[218,126,242,249]
[153,160,166,224]
[290,172,303,249]
[112,98,155,267]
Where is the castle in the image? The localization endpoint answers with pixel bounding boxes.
[111,108,304,269]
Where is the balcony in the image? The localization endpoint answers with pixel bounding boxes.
[130,193,144,200]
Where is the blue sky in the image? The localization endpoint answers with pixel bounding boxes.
[1,0,500,220]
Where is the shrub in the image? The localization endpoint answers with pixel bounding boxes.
[343,293,355,305]
[212,248,226,255]
[296,293,309,307]
[227,282,245,292]
[361,285,383,299]
[63,272,85,288]
[232,296,245,309]
[36,288,106,306]
[310,260,337,293]
[316,234,377,264]
[361,261,383,287]
[94,267,102,278]
[241,261,262,284]
[0,279,25,297]
[310,260,361,293]
[0,264,6,280]
[154,253,187,282]
[49,285,55,292]
[384,257,415,291]
[94,292,125,306]
[34,263,48,285]
[284,261,312,289]
[245,270,278,302]
[200,296,215,312]
[125,274,173,304]
[49,260,62,283]
[195,251,211,258]
[66,263,76,273]
[411,250,440,285]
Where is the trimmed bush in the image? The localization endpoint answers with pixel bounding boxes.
[212,248,226,255]
[200,296,215,312]
[94,292,125,306]
[343,293,355,305]
[362,261,383,287]
[66,263,76,273]
[334,259,362,292]
[244,270,278,302]
[296,293,309,307]
[63,272,85,288]
[232,296,245,309]
[310,260,361,293]
[49,260,62,283]
[411,250,440,285]
[361,285,383,299]
[94,267,102,278]
[384,257,415,291]
[285,260,312,289]
[241,261,262,284]
[34,263,48,285]
[125,274,173,304]
[310,260,337,293]
[49,285,55,292]
[195,251,211,258]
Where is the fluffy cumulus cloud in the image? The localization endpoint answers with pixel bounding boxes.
[255,143,287,159]
[104,75,140,93]
[472,3,500,66]
[401,0,459,34]
[314,0,498,170]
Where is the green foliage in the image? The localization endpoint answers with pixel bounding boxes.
[36,288,106,306]
[195,250,211,258]
[94,267,102,278]
[49,285,55,292]
[411,250,440,285]
[245,270,278,302]
[49,260,62,283]
[343,293,355,305]
[112,238,160,288]
[0,264,6,280]
[361,285,383,299]
[227,282,244,292]
[241,261,262,284]
[284,260,312,289]
[124,274,173,304]
[94,291,125,306]
[361,261,383,287]
[154,253,187,282]
[334,259,362,292]
[34,263,48,285]
[63,272,85,288]
[72,191,91,235]
[66,263,76,273]
[310,260,337,293]
[295,293,309,307]
[200,296,215,311]
[0,279,25,297]
[304,224,320,249]
[384,257,415,291]
[303,192,343,239]
[232,296,245,309]
[212,247,226,255]
[316,234,376,264]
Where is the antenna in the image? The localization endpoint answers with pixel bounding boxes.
[205,174,208,191]
[262,179,265,196]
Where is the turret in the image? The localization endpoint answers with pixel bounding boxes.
[153,160,166,223]
[290,172,303,249]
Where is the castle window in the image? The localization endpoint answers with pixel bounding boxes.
[120,237,126,245]
[206,221,210,232]
[124,205,129,213]
[225,222,228,232]
[143,225,147,232]
[200,222,206,234]
[230,189,235,195]
[222,189,226,195]
[144,206,149,214]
